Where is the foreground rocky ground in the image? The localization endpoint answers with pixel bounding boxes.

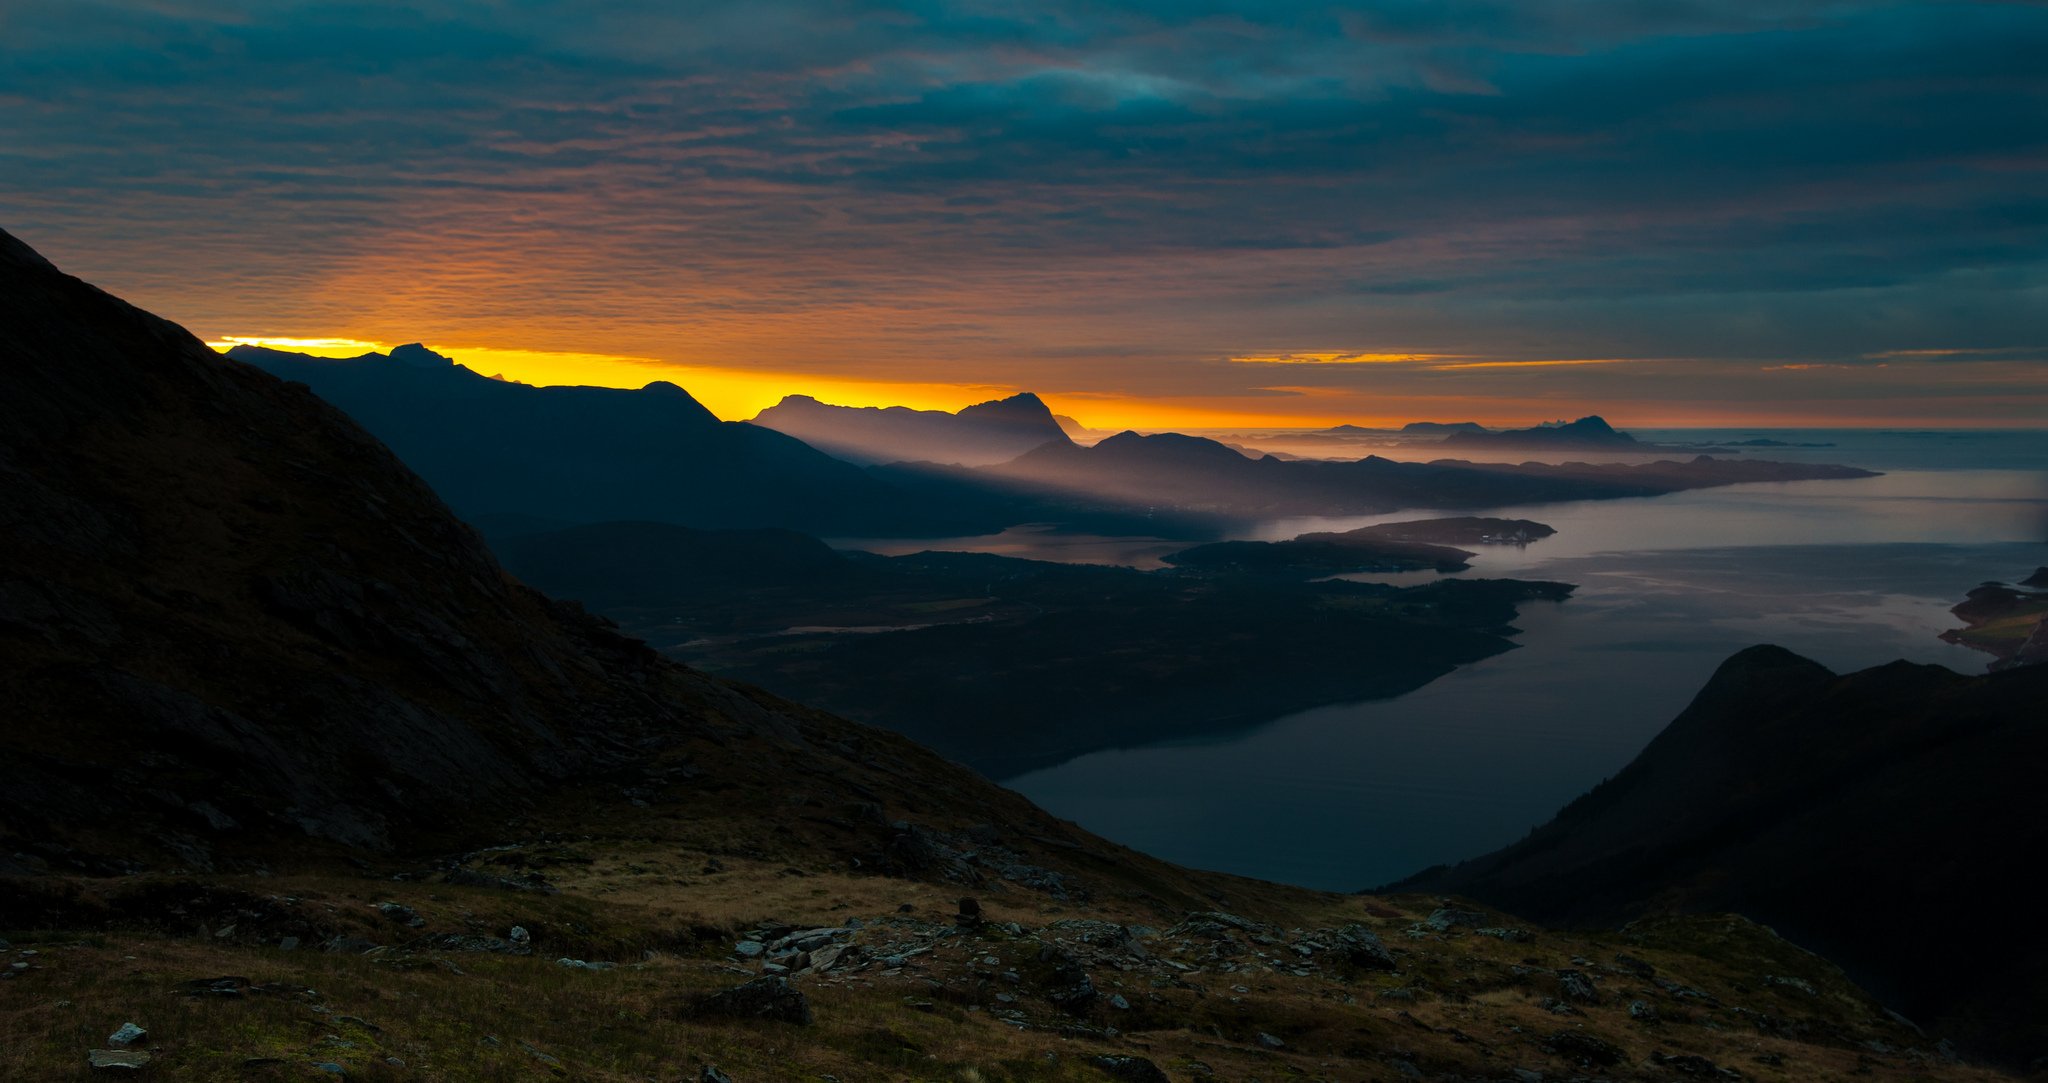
[1,805,2017,1082]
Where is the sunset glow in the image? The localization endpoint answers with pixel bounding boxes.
[14,2,2041,429]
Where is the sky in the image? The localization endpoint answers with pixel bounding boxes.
[4,1,2045,428]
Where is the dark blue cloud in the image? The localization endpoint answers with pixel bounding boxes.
[0,0,2042,418]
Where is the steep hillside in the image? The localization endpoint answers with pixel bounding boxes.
[0,229,1072,875]
[227,344,981,536]
[1395,645,2048,1063]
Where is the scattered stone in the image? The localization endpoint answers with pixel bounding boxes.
[1424,908,1488,932]
[88,1049,152,1071]
[509,926,530,945]
[555,957,616,971]
[701,1067,735,1083]
[1108,993,1130,1010]
[734,940,765,958]
[376,902,422,926]
[692,976,814,1025]
[1255,1032,1287,1050]
[311,1061,347,1075]
[1478,926,1533,943]
[1629,999,1660,1022]
[1764,974,1817,995]
[107,1023,146,1046]
[1556,969,1601,1004]
[1088,1054,1170,1083]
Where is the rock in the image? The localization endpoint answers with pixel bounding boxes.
[1556,969,1601,1004]
[692,976,814,1025]
[88,1049,152,1071]
[1629,999,1659,1022]
[957,897,982,923]
[734,940,765,958]
[107,1022,147,1046]
[376,902,420,925]
[1088,1054,1170,1083]
[312,1062,347,1075]
[509,926,530,945]
[1332,924,1399,970]
[1108,993,1130,1010]
[701,1068,735,1083]
[1039,945,1096,1014]
[1424,907,1488,932]
[1478,926,1532,942]
[278,936,300,951]
[555,957,615,971]
[1256,1032,1286,1049]
[1764,974,1816,995]
[1613,953,1656,977]
[1543,1030,1623,1066]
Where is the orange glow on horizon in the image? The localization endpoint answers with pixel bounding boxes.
[205,335,2045,433]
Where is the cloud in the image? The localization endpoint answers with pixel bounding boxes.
[2,0,2044,423]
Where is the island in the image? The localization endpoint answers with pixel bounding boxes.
[1163,517,1555,578]
[1939,573,2048,671]
[490,518,1575,778]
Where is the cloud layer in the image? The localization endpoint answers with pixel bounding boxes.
[4,1,2044,423]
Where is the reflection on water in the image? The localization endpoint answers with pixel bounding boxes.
[993,432,2048,892]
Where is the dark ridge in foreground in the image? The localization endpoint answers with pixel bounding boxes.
[0,228,1086,875]
[1392,644,2048,1064]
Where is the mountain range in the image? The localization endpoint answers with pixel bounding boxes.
[750,391,1071,465]
[228,343,982,537]
[1395,644,2048,1063]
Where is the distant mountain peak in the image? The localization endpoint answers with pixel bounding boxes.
[753,389,1069,466]
[387,342,455,367]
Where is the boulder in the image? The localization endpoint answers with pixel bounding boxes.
[691,976,814,1025]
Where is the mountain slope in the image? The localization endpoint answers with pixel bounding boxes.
[0,229,1071,877]
[751,391,1071,466]
[1394,644,2048,1062]
[227,344,980,536]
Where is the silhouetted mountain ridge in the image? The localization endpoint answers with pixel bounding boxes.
[1393,643,2048,1063]
[751,390,1070,466]
[229,344,975,536]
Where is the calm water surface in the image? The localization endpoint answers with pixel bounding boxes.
[993,430,2048,891]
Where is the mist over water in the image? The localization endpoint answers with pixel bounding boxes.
[988,430,2048,891]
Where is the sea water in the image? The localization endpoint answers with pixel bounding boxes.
[1004,429,2048,891]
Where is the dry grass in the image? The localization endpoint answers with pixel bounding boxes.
[0,853,2022,1082]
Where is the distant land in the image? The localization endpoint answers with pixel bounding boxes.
[1393,643,2048,1064]
[751,391,1071,466]
[1442,415,1642,451]
[491,517,1574,777]
[1165,517,1555,579]
[941,429,1880,524]
[1939,571,2048,670]
[230,343,987,537]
